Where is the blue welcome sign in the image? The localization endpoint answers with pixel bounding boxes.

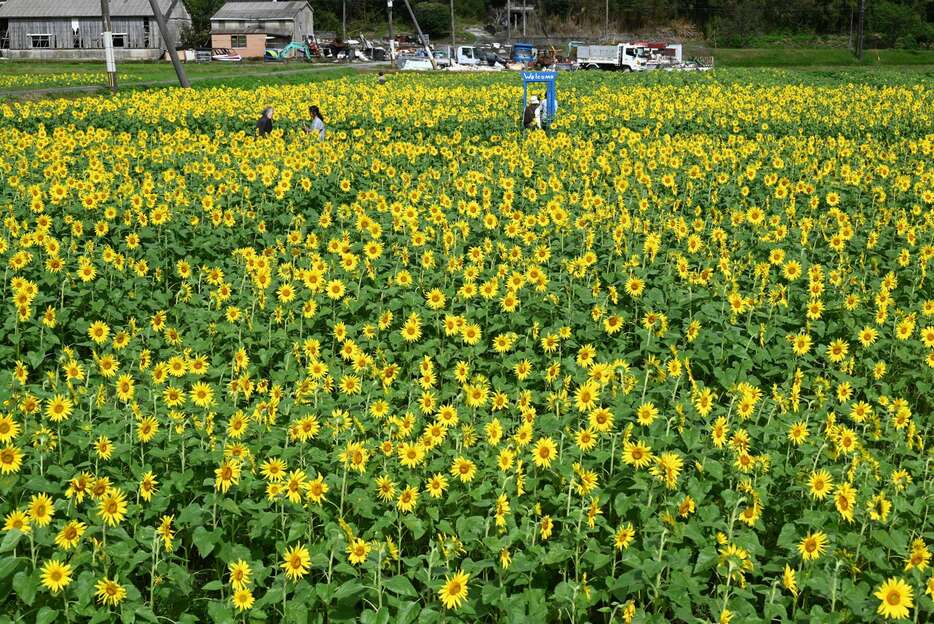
[521,71,557,82]
[521,72,558,127]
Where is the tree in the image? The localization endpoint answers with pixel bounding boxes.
[413,2,451,36]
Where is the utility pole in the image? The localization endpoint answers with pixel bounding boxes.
[342,0,347,42]
[147,0,190,87]
[849,7,854,52]
[450,0,455,59]
[522,0,526,36]
[506,0,511,42]
[855,0,866,60]
[387,0,394,60]
[401,0,436,69]
[100,0,117,92]
[603,0,610,40]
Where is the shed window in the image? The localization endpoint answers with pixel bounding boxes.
[230,34,247,48]
[112,33,127,48]
[30,34,54,48]
[144,19,152,47]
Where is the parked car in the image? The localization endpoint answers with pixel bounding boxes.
[212,48,242,62]
[480,50,508,66]
[414,48,450,67]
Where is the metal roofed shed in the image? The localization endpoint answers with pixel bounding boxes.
[0,0,191,60]
[210,1,314,59]
[212,1,312,21]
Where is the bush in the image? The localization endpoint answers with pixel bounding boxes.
[313,9,341,35]
[179,25,211,49]
[413,2,450,37]
[894,34,918,49]
[868,0,928,47]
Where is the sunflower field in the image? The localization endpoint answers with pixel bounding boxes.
[0,69,933,623]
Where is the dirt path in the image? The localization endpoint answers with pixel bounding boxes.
[0,62,389,99]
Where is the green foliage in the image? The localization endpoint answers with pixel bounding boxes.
[867,0,932,48]
[182,0,226,33]
[1,67,934,624]
[413,2,452,37]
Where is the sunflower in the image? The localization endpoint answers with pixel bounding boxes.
[614,523,636,550]
[346,538,370,566]
[834,482,857,522]
[0,446,23,474]
[158,515,175,552]
[798,531,828,561]
[232,588,255,611]
[625,277,645,297]
[401,312,422,342]
[575,427,598,452]
[651,452,683,489]
[636,402,659,426]
[451,457,476,483]
[115,374,135,402]
[95,435,114,460]
[532,437,558,468]
[4,509,30,534]
[787,421,809,445]
[396,486,418,513]
[136,416,159,443]
[0,415,21,443]
[808,469,833,500]
[98,488,128,526]
[571,381,598,413]
[874,577,913,620]
[228,559,252,591]
[281,544,311,580]
[95,577,127,607]
[215,460,241,493]
[438,570,470,610]
[375,475,396,502]
[54,520,87,551]
[305,474,329,504]
[41,559,73,594]
[190,382,215,408]
[426,473,448,498]
[28,493,55,527]
[285,470,308,504]
[540,515,554,540]
[588,407,614,433]
[88,320,110,344]
[622,441,653,469]
[45,394,73,423]
[139,471,158,502]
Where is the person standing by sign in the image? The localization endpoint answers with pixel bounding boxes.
[523,95,542,130]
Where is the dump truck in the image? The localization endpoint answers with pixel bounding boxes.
[575,43,646,71]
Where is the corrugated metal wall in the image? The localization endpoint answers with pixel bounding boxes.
[293,7,313,41]
[7,18,156,49]
[211,7,315,44]
[5,6,189,50]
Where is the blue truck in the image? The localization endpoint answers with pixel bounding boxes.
[511,43,535,64]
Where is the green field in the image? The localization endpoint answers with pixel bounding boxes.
[703,47,934,67]
[0,60,368,96]
[2,66,934,624]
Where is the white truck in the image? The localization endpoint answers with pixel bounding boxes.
[575,43,647,71]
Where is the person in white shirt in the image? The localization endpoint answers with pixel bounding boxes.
[305,105,326,141]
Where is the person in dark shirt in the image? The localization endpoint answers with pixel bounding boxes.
[256,107,274,136]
